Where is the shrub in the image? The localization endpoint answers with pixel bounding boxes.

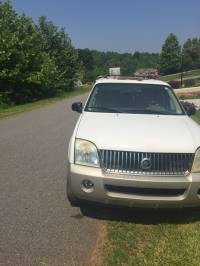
[183,79,195,87]
[168,80,181,89]
[169,79,196,89]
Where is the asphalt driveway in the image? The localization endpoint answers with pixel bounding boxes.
[0,94,99,266]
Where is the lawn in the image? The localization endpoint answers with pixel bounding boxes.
[192,108,200,123]
[102,109,200,266]
[160,69,200,82]
[0,85,91,118]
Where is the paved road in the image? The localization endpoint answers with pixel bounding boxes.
[0,94,100,266]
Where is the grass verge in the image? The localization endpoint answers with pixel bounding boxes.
[160,69,200,82]
[192,108,200,123]
[0,85,91,118]
[102,109,200,266]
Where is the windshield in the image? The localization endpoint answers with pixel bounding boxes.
[85,83,184,115]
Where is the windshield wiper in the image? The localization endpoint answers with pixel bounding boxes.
[146,109,177,115]
[87,106,123,113]
[86,107,178,115]
[121,109,177,115]
[125,109,177,115]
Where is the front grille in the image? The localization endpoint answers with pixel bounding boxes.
[105,185,186,197]
[100,150,194,176]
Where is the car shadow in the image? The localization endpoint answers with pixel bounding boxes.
[80,204,200,225]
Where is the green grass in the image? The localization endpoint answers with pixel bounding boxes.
[0,85,91,118]
[103,109,200,266]
[32,256,47,266]
[179,93,200,100]
[194,79,200,87]
[192,109,200,123]
[160,69,200,82]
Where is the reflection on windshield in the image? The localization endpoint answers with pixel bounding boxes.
[85,83,184,115]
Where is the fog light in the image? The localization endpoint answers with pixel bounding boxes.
[82,179,94,189]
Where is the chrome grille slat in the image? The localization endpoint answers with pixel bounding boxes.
[121,151,124,172]
[100,150,194,176]
[109,150,112,170]
[106,150,108,169]
[125,152,128,172]
[137,152,139,171]
[113,151,116,171]
[117,151,119,171]
[157,153,159,173]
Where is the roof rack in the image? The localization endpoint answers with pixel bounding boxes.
[96,75,150,81]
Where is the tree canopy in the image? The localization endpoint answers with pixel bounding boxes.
[0,1,79,104]
[78,49,159,82]
[183,38,200,70]
[0,1,200,106]
[159,33,181,75]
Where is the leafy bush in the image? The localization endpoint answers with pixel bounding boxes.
[168,80,181,89]
[168,79,196,89]
[183,79,195,87]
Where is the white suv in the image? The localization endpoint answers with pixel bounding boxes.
[67,77,200,208]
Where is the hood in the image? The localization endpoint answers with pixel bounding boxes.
[76,112,200,153]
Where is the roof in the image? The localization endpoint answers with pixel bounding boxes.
[95,76,169,86]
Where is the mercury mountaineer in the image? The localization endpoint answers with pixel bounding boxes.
[67,76,200,208]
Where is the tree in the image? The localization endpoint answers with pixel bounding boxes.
[0,0,18,93]
[183,38,200,70]
[0,2,57,103]
[78,49,160,82]
[77,48,94,82]
[159,33,181,75]
[0,1,80,105]
[37,16,80,91]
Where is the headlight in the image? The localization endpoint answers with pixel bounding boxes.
[192,148,200,173]
[75,139,100,167]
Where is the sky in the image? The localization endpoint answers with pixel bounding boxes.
[12,0,200,54]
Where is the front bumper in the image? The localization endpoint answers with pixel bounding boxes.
[67,163,200,208]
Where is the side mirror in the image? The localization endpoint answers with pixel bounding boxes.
[72,102,83,113]
[186,106,196,116]
[180,101,196,116]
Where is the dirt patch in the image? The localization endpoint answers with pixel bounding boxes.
[175,87,200,96]
[86,221,107,266]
